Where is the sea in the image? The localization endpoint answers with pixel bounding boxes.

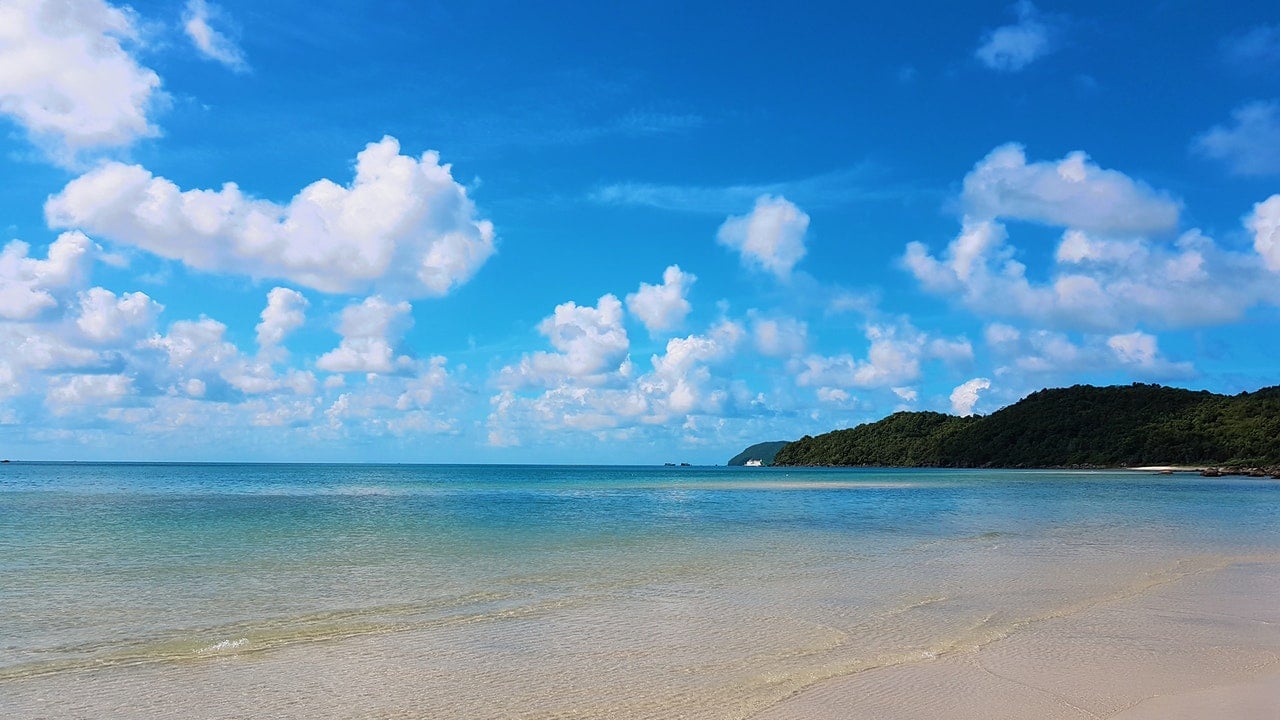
[2,463,1278,719]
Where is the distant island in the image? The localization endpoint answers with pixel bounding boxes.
[726,441,790,466]
[731,384,1280,473]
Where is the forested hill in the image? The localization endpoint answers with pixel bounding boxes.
[727,441,790,466]
[771,384,1280,468]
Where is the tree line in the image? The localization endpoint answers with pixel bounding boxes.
[771,384,1280,468]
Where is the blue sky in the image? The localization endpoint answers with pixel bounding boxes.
[2,0,1278,463]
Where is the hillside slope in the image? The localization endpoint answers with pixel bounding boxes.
[727,441,790,466]
[771,384,1280,468]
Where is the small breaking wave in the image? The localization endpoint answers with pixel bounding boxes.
[195,638,249,655]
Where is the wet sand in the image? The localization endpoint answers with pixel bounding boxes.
[755,560,1280,719]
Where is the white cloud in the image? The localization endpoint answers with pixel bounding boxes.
[147,316,314,396]
[0,0,162,162]
[975,1,1054,72]
[147,318,237,373]
[1106,331,1159,366]
[716,195,809,279]
[751,315,808,357]
[1249,195,1280,271]
[250,399,315,427]
[304,357,461,435]
[315,296,413,374]
[1195,100,1280,176]
[0,232,94,320]
[625,265,695,335]
[908,220,1280,330]
[963,143,1180,234]
[182,0,247,72]
[905,146,1280,331]
[395,356,450,410]
[487,316,749,445]
[497,294,631,388]
[984,323,1022,348]
[75,287,163,342]
[987,327,1192,379]
[46,136,497,297]
[928,337,974,363]
[255,287,308,351]
[816,387,851,405]
[325,393,351,429]
[646,321,744,416]
[795,322,969,391]
[950,378,991,416]
[46,373,133,412]
[0,324,104,402]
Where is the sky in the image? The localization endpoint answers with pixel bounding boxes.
[1,0,1279,464]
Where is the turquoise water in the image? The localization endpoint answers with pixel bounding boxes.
[2,464,1279,718]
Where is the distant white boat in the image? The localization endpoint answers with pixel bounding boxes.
[744,459,763,467]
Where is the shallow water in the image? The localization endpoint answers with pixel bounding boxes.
[2,464,1278,718]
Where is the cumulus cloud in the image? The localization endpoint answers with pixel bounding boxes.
[986,327,1192,379]
[950,378,991,416]
[1249,195,1280,271]
[906,220,1280,329]
[1106,331,1160,366]
[795,322,970,393]
[488,305,750,445]
[716,195,809,279]
[255,287,308,352]
[46,373,133,412]
[46,136,497,297]
[182,0,247,72]
[962,143,1180,234]
[904,145,1280,330]
[1194,100,1280,176]
[984,323,1022,348]
[394,356,451,410]
[625,265,695,335]
[310,356,460,434]
[497,294,631,388]
[75,287,163,342]
[975,1,1054,72]
[0,0,162,162]
[0,232,94,320]
[147,316,314,396]
[315,296,413,374]
[249,399,315,428]
[0,324,105,401]
[646,321,745,416]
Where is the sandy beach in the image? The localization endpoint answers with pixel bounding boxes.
[757,559,1280,719]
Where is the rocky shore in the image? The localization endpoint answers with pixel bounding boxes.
[1199,466,1280,479]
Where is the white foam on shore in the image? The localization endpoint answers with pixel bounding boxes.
[195,638,248,655]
